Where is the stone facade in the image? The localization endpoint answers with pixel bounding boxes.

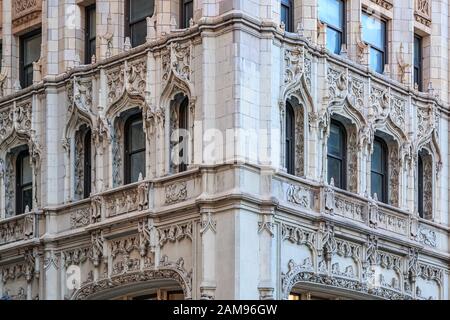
[0,0,449,300]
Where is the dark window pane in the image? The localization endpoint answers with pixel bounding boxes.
[130,0,155,23]
[22,187,33,212]
[362,14,385,49]
[414,35,422,90]
[327,157,342,187]
[88,8,96,35]
[371,140,383,173]
[328,124,342,157]
[281,1,292,32]
[24,34,41,65]
[371,172,383,200]
[369,47,384,73]
[130,120,145,152]
[130,151,145,183]
[182,0,194,28]
[319,0,344,29]
[285,103,295,175]
[326,27,342,54]
[21,155,32,185]
[131,20,147,47]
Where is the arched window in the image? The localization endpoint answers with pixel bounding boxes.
[180,0,194,28]
[371,137,388,203]
[16,149,32,214]
[285,101,295,175]
[178,97,189,173]
[83,129,92,198]
[124,114,146,184]
[327,120,346,189]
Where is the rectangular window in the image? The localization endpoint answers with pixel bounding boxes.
[20,29,42,88]
[362,13,387,74]
[414,35,423,91]
[125,0,155,47]
[281,0,293,32]
[319,0,345,54]
[181,0,194,29]
[85,5,96,64]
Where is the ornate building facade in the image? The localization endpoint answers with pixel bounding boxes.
[0,0,449,300]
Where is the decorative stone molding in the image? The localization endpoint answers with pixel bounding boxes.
[0,213,35,245]
[159,222,193,246]
[12,0,42,34]
[370,0,393,9]
[286,184,312,209]
[165,181,187,205]
[317,222,337,261]
[414,0,431,27]
[200,212,216,235]
[69,207,90,229]
[72,266,192,300]
[281,223,316,249]
[63,247,90,268]
[417,225,437,247]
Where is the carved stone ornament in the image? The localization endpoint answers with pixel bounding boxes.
[159,221,193,245]
[165,181,188,205]
[70,207,90,229]
[415,0,432,26]
[286,184,311,208]
[281,223,316,248]
[162,42,193,87]
[72,264,192,300]
[417,225,437,247]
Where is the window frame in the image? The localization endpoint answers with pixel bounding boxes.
[124,113,146,184]
[319,0,346,54]
[361,12,388,74]
[281,0,294,32]
[371,137,388,203]
[15,149,32,215]
[180,0,194,29]
[327,119,347,189]
[85,4,96,64]
[414,34,423,91]
[19,28,42,88]
[285,101,295,175]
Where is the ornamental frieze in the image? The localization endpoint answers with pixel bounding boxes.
[165,181,188,205]
[12,0,42,34]
[158,222,193,246]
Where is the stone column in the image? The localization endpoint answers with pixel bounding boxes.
[43,248,60,300]
[199,210,216,299]
[1,0,16,94]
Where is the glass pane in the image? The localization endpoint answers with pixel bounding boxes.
[327,157,342,188]
[281,5,291,31]
[328,124,343,157]
[130,0,155,23]
[326,27,342,54]
[414,36,421,66]
[131,20,147,47]
[22,186,33,212]
[25,66,33,87]
[369,47,384,73]
[183,1,194,28]
[89,8,96,35]
[371,140,383,173]
[130,119,145,152]
[371,172,383,200]
[24,34,42,65]
[22,155,32,185]
[319,0,344,29]
[130,151,145,183]
[362,13,385,49]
